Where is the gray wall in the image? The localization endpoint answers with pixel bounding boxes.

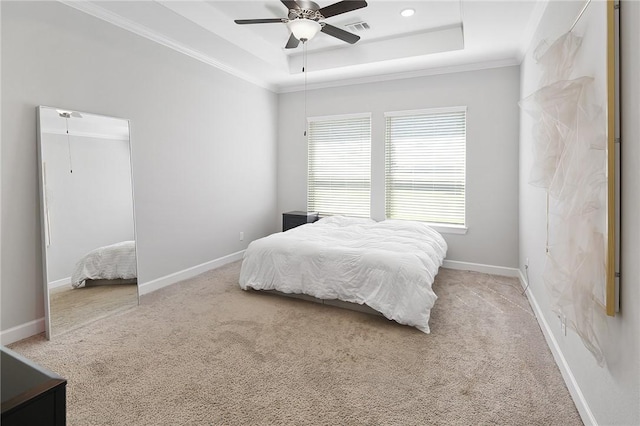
[519,1,640,424]
[1,1,278,331]
[278,66,521,268]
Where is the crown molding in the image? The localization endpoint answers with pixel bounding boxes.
[57,0,276,92]
[276,58,521,93]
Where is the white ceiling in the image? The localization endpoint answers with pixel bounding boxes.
[64,0,547,92]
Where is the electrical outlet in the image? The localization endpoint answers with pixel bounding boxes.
[239,232,244,241]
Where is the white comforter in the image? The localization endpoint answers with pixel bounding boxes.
[71,241,137,288]
[239,216,447,333]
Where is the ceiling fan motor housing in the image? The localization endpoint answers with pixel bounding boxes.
[295,1,321,12]
[288,9,324,22]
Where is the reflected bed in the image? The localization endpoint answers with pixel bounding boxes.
[71,241,137,288]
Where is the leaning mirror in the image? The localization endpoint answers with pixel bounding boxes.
[37,106,138,339]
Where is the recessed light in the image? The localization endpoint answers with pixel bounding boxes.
[401,8,415,17]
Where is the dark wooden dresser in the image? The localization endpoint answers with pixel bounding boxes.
[1,346,66,426]
[282,211,319,231]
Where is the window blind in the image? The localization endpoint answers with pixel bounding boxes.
[307,114,371,217]
[385,107,466,226]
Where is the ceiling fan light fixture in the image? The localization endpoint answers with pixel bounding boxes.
[287,18,322,42]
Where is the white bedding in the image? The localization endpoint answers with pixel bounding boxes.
[71,241,137,288]
[239,216,447,333]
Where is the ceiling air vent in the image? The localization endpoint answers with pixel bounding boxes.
[344,21,370,32]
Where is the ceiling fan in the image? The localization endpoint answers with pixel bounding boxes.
[234,0,368,49]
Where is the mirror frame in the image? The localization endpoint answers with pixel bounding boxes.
[36,106,139,339]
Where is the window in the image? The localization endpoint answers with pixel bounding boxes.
[307,113,371,217]
[385,107,466,227]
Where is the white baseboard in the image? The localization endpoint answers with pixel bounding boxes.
[138,250,244,296]
[48,277,71,290]
[518,270,597,426]
[442,260,520,277]
[1,318,45,346]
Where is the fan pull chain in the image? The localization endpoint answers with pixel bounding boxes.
[66,117,73,173]
[303,40,308,137]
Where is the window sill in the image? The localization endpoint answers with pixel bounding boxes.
[427,223,468,235]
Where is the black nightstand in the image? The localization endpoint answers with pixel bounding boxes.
[282,211,319,231]
[1,346,66,426]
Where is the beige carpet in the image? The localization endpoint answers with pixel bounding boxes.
[10,262,582,425]
[49,283,138,337]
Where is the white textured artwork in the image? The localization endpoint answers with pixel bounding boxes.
[520,31,607,366]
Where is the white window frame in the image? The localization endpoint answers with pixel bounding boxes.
[307,112,372,218]
[384,106,467,233]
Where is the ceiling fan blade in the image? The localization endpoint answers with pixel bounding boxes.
[319,1,367,18]
[281,0,299,11]
[285,33,300,49]
[234,18,285,24]
[321,23,360,44]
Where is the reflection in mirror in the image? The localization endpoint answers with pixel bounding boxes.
[37,106,138,339]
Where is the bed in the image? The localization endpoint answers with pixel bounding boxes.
[71,241,137,288]
[239,216,447,333]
